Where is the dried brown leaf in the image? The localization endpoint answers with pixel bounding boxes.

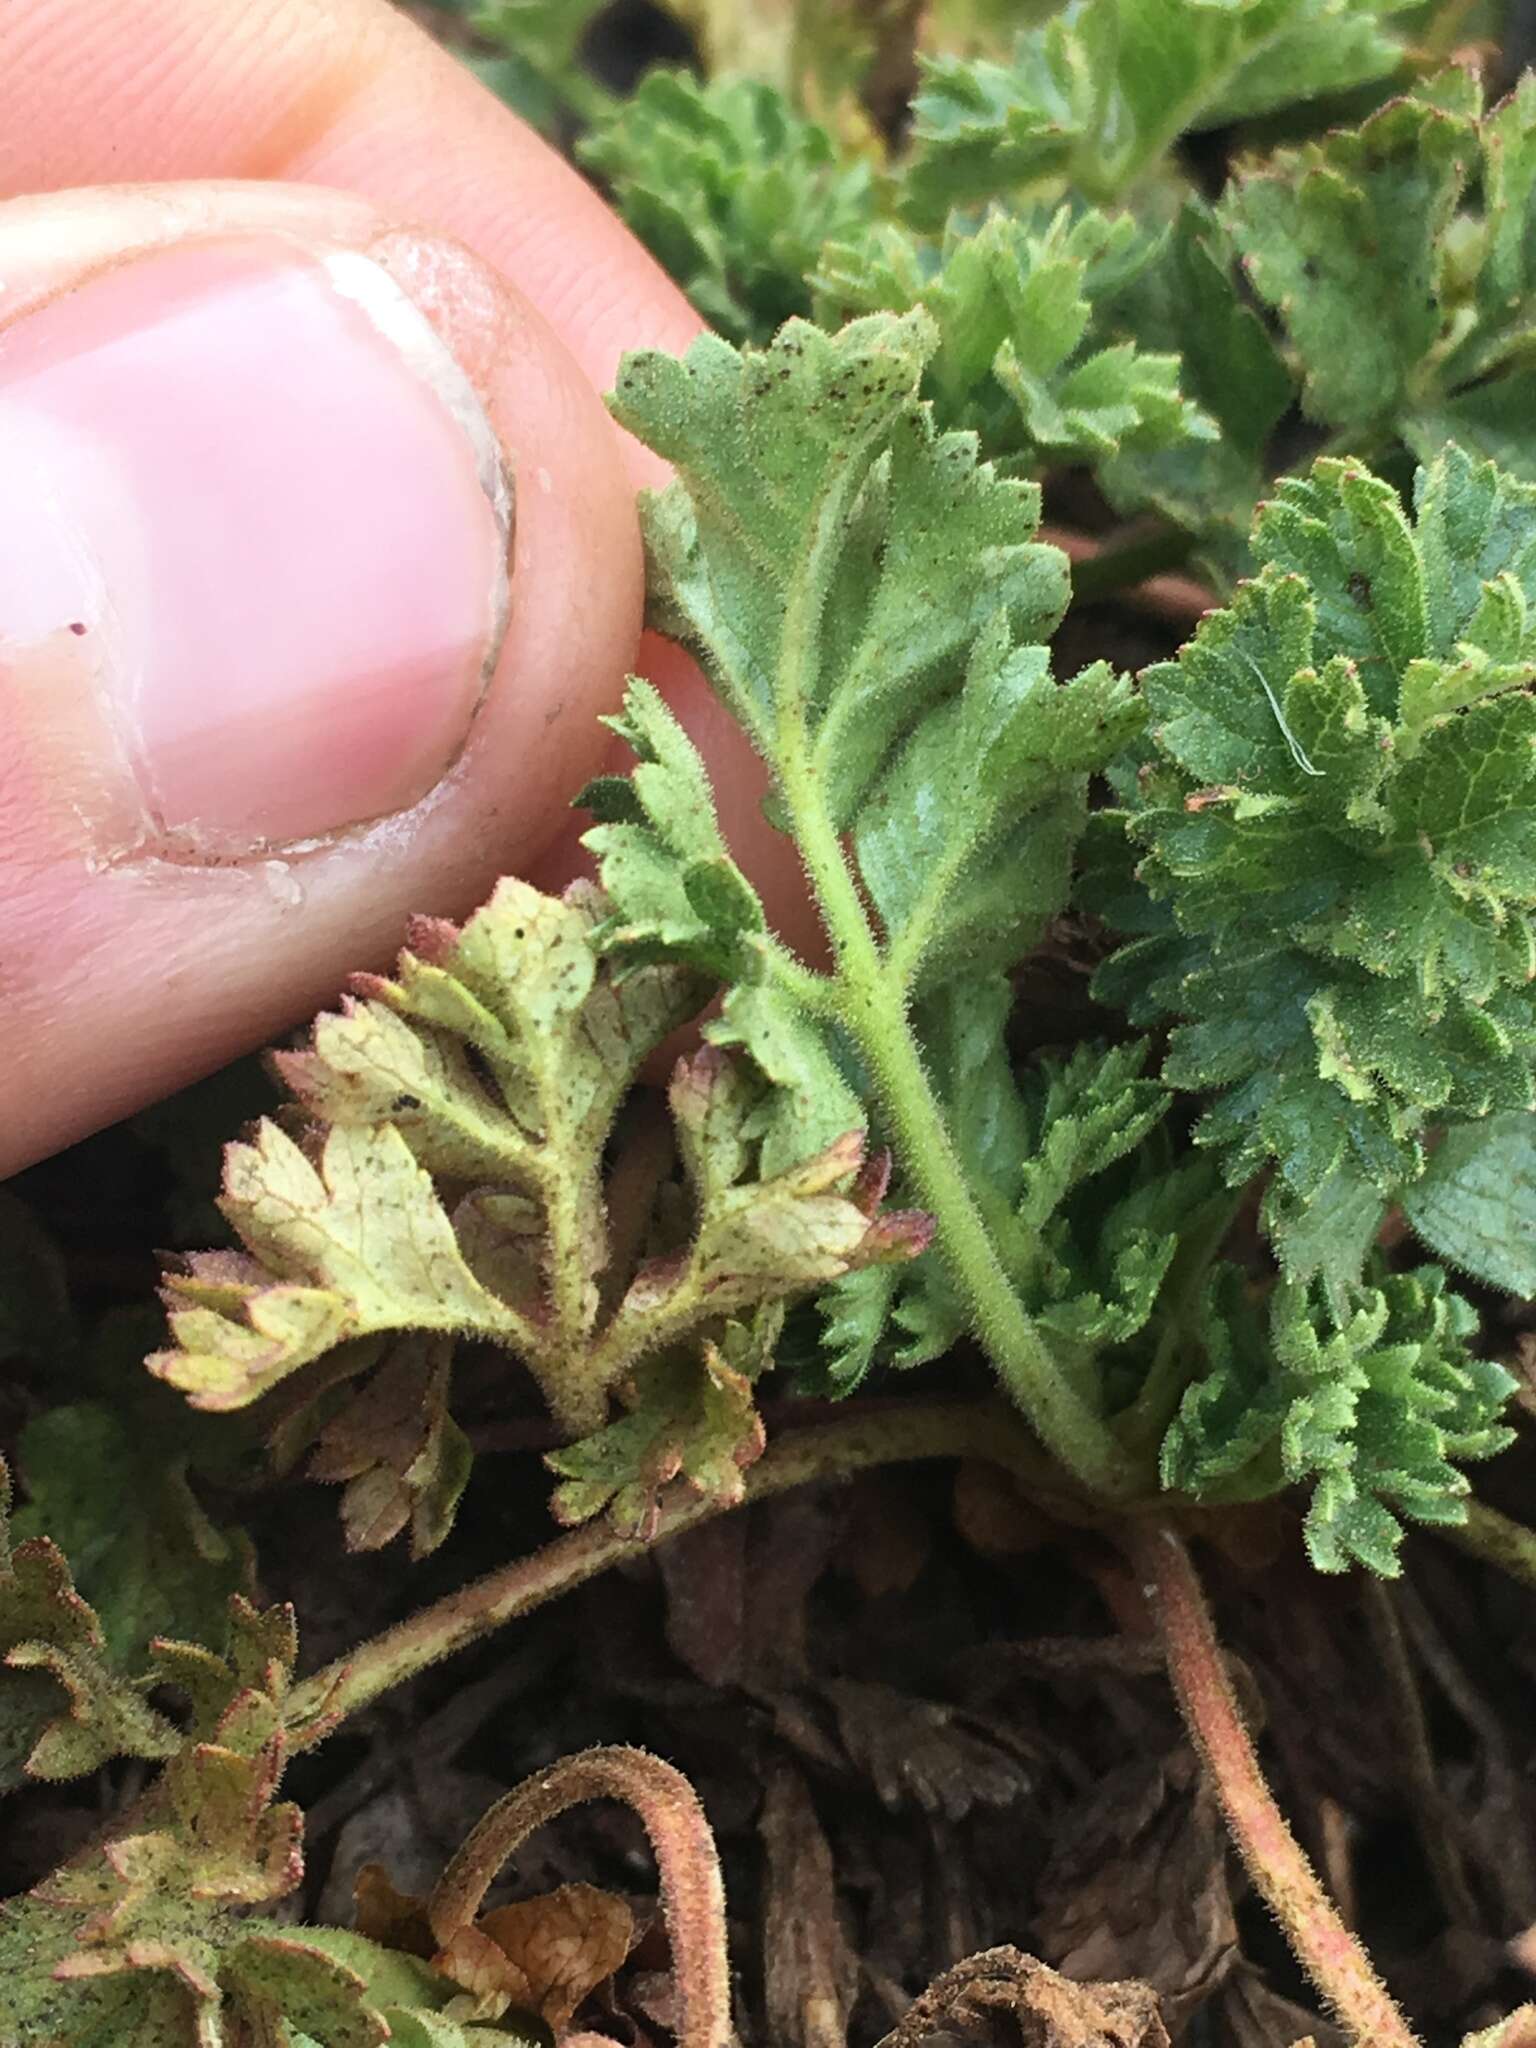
[844,1472,933,1597]
[352,1862,435,1959]
[1215,1962,1345,2048]
[657,1518,747,1689]
[827,1679,1033,1821]
[1034,1753,1236,2031]
[743,1493,844,1689]
[877,1946,1169,2048]
[308,1334,470,1559]
[759,1762,859,2048]
[479,1884,637,2032]
[436,1920,537,2009]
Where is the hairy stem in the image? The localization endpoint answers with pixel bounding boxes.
[1129,1520,1420,2048]
[429,1745,731,2048]
[754,363,1133,1503]
[285,1400,1046,1745]
[1436,1497,1536,1593]
[778,752,1133,1500]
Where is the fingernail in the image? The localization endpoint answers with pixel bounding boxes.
[0,235,512,859]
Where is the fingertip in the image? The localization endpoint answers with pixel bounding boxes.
[0,186,643,1172]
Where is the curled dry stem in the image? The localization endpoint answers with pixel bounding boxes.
[1127,1518,1420,2048]
[429,1745,733,2048]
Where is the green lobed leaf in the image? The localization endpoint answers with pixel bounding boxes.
[581,676,770,982]
[0,1457,181,1793]
[1399,1112,1536,1295]
[600,314,1134,1179]
[853,628,1142,993]
[1095,446,1536,1220]
[545,1343,767,1538]
[0,1595,508,2048]
[12,1403,251,1672]
[150,878,707,1441]
[901,0,1414,221]
[1225,79,1478,428]
[814,206,1214,474]
[816,1263,904,1393]
[594,1049,929,1383]
[150,1118,532,1412]
[1263,1165,1388,1300]
[815,990,1179,1392]
[580,72,878,342]
[583,680,864,1171]
[152,860,927,1521]
[593,308,1144,1306]
[548,1047,929,1525]
[609,312,1067,779]
[1,1594,307,2033]
[1161,1265,1516,1572]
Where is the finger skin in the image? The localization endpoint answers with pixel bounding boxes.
[0,185,642,1174]
[0,0,705,439]
[0,6,818,1175]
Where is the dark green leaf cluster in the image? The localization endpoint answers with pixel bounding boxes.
[580,70,879,342]
[816,1007,1192,1392]
[901,0,1415,221]
[1162,1264,1516,1573]
[1094,448,1536,1230]
[560,28,1536,570]
[1087,203,1291,578]
[12,1403,251,1674]
[813,205,1213,473]
[1224,70,1536,471]
[1,1456,182,1793]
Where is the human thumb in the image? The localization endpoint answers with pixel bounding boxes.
[0,184,645,1173]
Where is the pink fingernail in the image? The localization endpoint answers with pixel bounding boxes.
[0,235,511,858]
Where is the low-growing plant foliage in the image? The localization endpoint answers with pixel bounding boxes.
[7,3,1536,2044]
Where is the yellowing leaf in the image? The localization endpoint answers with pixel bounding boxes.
[151,1122,528,1412]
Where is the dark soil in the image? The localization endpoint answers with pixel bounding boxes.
[6,876,1536,2048]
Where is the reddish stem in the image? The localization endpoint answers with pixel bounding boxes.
[284,1400,1048,1746]
[1128,1519,1419,2048]
[429,1745,732,2048]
